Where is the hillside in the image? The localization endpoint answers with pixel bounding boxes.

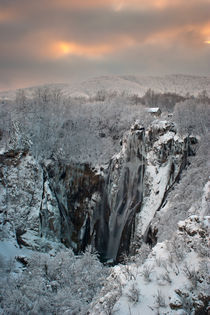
[1,74,210,100]
[0,76,209,314]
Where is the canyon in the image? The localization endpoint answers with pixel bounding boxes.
[0,120,197,263]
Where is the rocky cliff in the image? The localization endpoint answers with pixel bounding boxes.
[0,120,197,262]
[96,120,196,261]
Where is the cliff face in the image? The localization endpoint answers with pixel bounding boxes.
[96,120,196,261]
[0,150,42,237]
[42,161,103,253]
[0,121,196,261]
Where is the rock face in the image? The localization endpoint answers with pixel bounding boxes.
[43,161,103,253]
[0,121,197,261]
[96,120,196,261]
[0,149,43,245]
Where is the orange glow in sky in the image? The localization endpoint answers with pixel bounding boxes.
[0,9,15,22]
[0,0,210,89]
[54,41,114,58]
[51,38,136,59]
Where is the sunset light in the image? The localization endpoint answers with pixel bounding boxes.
[0,1,209,314]
[54,41,113,58]
[0,0,209,89]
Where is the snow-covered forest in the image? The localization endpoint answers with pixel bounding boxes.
[0,76,209,314]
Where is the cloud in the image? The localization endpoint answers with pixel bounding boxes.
[0,0,209,90]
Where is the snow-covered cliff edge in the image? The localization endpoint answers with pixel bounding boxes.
[0,120,197,263]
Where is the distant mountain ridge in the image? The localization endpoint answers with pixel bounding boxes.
[1,74,210,100]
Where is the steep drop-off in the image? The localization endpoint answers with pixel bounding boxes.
[95,120,196,261]
[42,161,103,253]
[0,120,197,262]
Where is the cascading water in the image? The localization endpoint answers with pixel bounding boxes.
[0,120,198,263]
[96,123,146,261]
[38,120,197,262]
[95,121,197,262]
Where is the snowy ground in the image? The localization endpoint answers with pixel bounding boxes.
[89,181,210,315]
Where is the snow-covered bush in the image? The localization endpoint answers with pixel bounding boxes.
[0,247,109,314]
[154,290,166,308]
[142,264,153,282]
[126,283,141,304]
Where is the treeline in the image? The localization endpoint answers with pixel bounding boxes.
[0,87,152,163]
[0,86,209,163]
[85,87,210,113]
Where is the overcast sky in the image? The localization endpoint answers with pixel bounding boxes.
[0,0,210,90]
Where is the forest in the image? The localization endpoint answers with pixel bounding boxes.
[0,86,209,314]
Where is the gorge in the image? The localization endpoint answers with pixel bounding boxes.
[0,120,197,263]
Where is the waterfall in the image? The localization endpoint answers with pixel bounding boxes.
[97,124,146,261]
[40,120,196,262]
